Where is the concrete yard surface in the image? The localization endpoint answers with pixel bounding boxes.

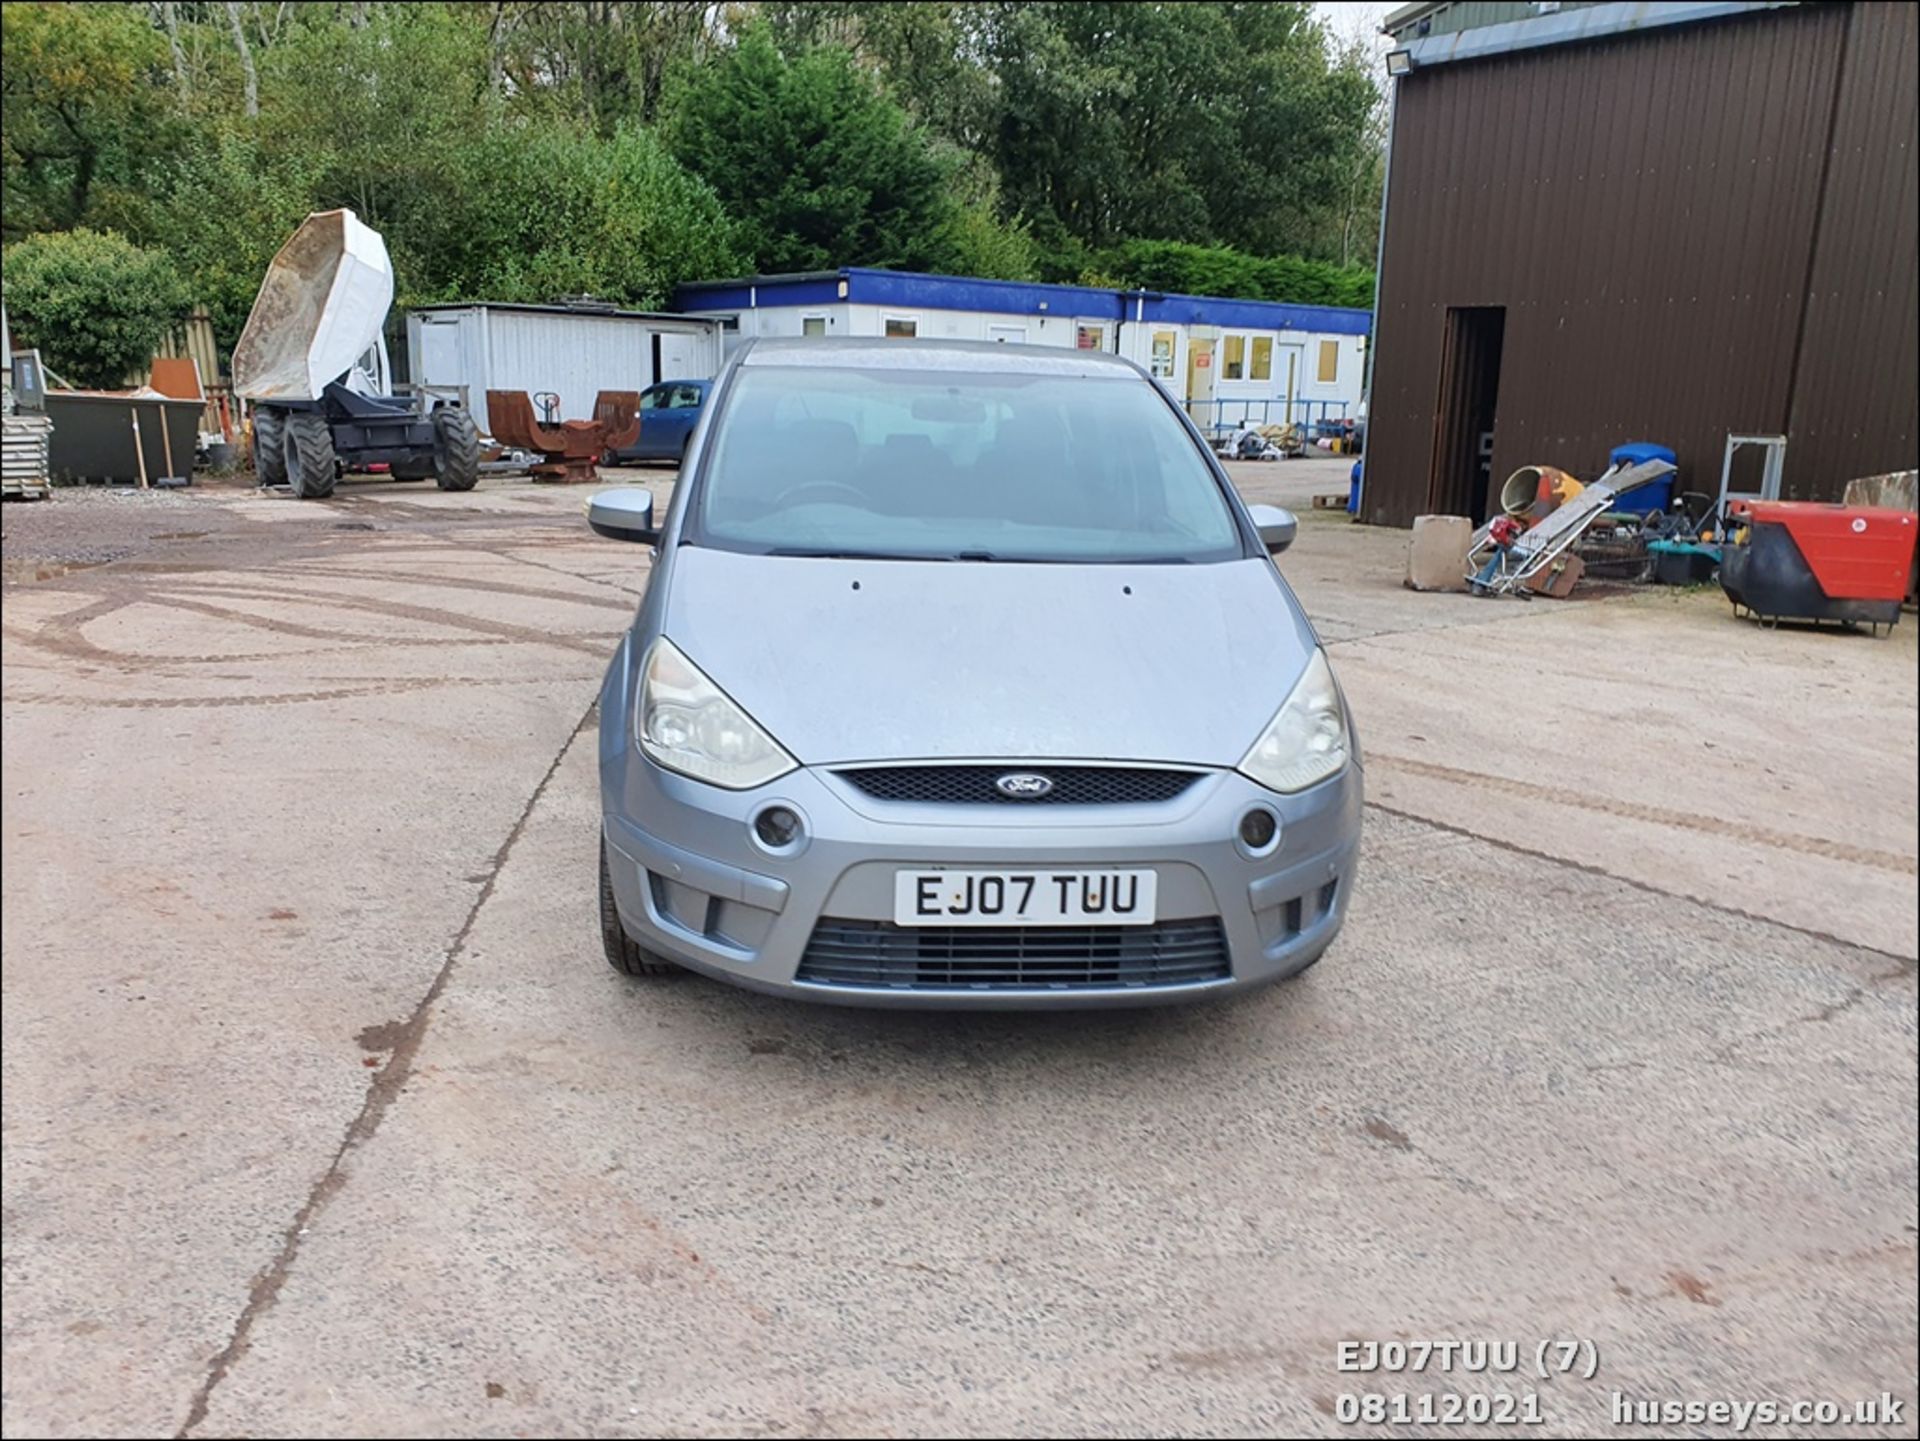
[2,464,1915,1438]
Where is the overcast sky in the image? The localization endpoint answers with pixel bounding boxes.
[1316,0,1396,52]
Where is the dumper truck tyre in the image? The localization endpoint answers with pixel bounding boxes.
[284,411,338,499]
[599,838,679,978]
[432,408,481,492]
[252,407,288,486]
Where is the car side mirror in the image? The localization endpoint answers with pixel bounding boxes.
[588,487,658,544]
[1248,504,1298,555]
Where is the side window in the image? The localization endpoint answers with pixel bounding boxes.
[672,385,704,409]
[639,387,664,411]
[1250,337,1273,382]
[1317,339,1340,383]
[801,316,827,337]
[1223,335,1246,380]
[883,316,918,339]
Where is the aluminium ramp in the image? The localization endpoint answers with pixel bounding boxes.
[1469,459,1676,592]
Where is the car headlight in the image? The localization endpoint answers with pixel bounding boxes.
[637,637,796,789]
[1238,648,1351,793]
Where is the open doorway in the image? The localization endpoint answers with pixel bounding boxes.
[1428,306,1505,519]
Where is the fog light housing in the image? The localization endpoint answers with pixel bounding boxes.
[751,804,805,853]
[1238,807,1280,856]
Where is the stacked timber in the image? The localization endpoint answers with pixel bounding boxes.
[2,412,54,500]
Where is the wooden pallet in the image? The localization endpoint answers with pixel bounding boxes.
[2,413,53,500]
[1311,492,1350,510]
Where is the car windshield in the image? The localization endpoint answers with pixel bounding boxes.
[690,366,1245,563]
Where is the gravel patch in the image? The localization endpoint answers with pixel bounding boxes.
[2,486,243,573]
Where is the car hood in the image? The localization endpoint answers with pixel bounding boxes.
[659,547,1319,766]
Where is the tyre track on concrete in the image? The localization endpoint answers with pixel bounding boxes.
[4,574,619,677]
[1369,751,1916,875]
[1366,800,1919,968]
[173,703,597,1437]
[4,672,604,710]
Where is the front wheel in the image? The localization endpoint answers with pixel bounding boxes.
[599,837,679,978]
[252,407,287,486]
[284,412,337,499]
[432,408,481,491]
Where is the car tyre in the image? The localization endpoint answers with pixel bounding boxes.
[1282,950,1326,981]
[599,836,679,977]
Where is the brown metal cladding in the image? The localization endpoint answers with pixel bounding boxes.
[1364,3,1918,526]
[1785,2,1919,497]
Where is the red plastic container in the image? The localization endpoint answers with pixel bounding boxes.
[1721,500,1917,628]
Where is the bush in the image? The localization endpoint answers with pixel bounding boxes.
[1080,239,1375,311]
[423,121,747,308]
[2,229,189,387]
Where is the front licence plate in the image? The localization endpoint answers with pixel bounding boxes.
[893,869,1158,927]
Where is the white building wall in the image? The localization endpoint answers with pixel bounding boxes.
[406,307,720,435]
[841,302,1116,351]
[699,302,1118,351]
[1121,321,1365,431]
[686,299,1366,432]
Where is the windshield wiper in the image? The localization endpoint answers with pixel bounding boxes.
[764,547,940,561]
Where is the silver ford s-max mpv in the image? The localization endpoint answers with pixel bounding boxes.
[589,337,1361,1007]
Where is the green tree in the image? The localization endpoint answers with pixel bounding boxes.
[665,26,959,274]
[1,1,1382,366]
[427,120,747,307]
[0,1,184,238]
[146,132,325,347]
[3,228,188,387]
[479,1,715,132]
[757,2,998,153]
[801,2,1385,267]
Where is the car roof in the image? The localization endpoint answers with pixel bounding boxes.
[739,336,1142,378]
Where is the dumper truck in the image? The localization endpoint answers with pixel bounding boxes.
[232,209,479,499]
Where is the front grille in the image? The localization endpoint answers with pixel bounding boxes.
[837,765,1202,806]
[796,917,1231,990]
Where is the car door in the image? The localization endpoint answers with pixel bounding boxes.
[632,384,671,459]
[653,383,704,462]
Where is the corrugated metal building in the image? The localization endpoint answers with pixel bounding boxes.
[1385,1,1611,44]
[405,304,722,437]
[1363,0,1918,525]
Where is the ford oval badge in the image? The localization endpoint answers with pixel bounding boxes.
[995,772,1054,799]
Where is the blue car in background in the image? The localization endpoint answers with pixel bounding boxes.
[608,379,711,466]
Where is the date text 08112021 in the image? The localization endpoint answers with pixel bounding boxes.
[1335,1393,1546,1426]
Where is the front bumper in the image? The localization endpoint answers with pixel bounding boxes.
[601,750,1362,1010]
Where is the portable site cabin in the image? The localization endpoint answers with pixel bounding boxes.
[405,303,723,438]
[674,268,1370,439]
